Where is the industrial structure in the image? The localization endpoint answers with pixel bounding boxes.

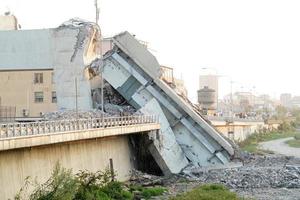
[198,72,219,114]
[197,86,216,115]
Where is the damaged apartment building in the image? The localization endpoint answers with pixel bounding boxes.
[0,15,235,176]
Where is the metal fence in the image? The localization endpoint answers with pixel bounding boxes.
[0,115,159,139]
[0,106,16,123]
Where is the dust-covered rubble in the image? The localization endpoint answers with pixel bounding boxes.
[129,154,300,200]
[42,109,109,120]
[182,154,300,189]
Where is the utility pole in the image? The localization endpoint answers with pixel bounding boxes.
[75,77,78,119]
[94,0,104,115]
[95,0,100,25]
[230,80,233,118]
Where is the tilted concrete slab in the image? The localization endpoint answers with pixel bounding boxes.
[98,31,234,174]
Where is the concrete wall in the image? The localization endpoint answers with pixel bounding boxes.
[211,120,265,142]
[0,135,134,200]
[0,70,57,117]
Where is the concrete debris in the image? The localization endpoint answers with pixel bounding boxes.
[104,103,137,116]
[183,154,300,189]
[130,170,164,186]
[103,82,128,105]
[129,155,300,200]
[42,109,109,120]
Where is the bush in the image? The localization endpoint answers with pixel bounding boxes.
[15,164,165,200]
[27,164,78,200]
[278,121,294,132]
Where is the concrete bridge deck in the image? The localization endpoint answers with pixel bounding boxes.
[0,115,160,151]
[0,115,160,199]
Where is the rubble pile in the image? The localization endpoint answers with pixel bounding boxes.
[130,170,164,186]
[92,82,138,116]
[183,155,300,189]
[42,109,109,120]
[128,155,300,199]
[103,82,128,105]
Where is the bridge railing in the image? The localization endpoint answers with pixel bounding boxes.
[0,115,159,139]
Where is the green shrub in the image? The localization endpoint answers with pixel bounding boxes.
[100,181,133,200]
[28,164,78,200]
[15,164,134,200]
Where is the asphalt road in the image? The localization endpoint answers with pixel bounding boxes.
[259,137,300,157]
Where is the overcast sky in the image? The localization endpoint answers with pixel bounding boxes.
[1,0,300,102]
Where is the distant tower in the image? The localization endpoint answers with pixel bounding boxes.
[198,69,218,112]
[197,86,216,115]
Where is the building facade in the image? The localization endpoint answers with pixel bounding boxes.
[0,19,101,119]
[0,70,56,118]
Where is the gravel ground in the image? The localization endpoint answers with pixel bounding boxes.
[259,137,300,157]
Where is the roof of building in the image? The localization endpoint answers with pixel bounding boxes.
[0,29,53,71]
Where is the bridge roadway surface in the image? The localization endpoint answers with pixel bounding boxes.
[259,137,300,157]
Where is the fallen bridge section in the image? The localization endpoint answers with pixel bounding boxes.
[98,32,234,174]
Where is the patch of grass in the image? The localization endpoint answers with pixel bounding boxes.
[286,138,300,148]
[141,187,166,199]
[239,131,297,153]
[129,185,166,200]
[294,133,300,140]
[169,184,240,200]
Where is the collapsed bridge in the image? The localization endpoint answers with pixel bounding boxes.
[89,32,235,174]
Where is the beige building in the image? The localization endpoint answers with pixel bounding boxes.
[0,70,56,118]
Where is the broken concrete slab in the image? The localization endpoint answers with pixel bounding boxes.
[90,31,235,174]
[52,18,101,111]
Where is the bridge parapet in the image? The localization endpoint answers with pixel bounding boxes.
[0,115,159,139]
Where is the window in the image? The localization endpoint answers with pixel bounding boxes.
[52,91,57,103]
[34,73,43,84]
[34,92,44,103]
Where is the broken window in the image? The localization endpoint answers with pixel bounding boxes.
[52,91,57,103]
[34,92,44,103]
[34,73,43,84]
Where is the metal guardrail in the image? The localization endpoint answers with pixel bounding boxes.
[0,115,159,139]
